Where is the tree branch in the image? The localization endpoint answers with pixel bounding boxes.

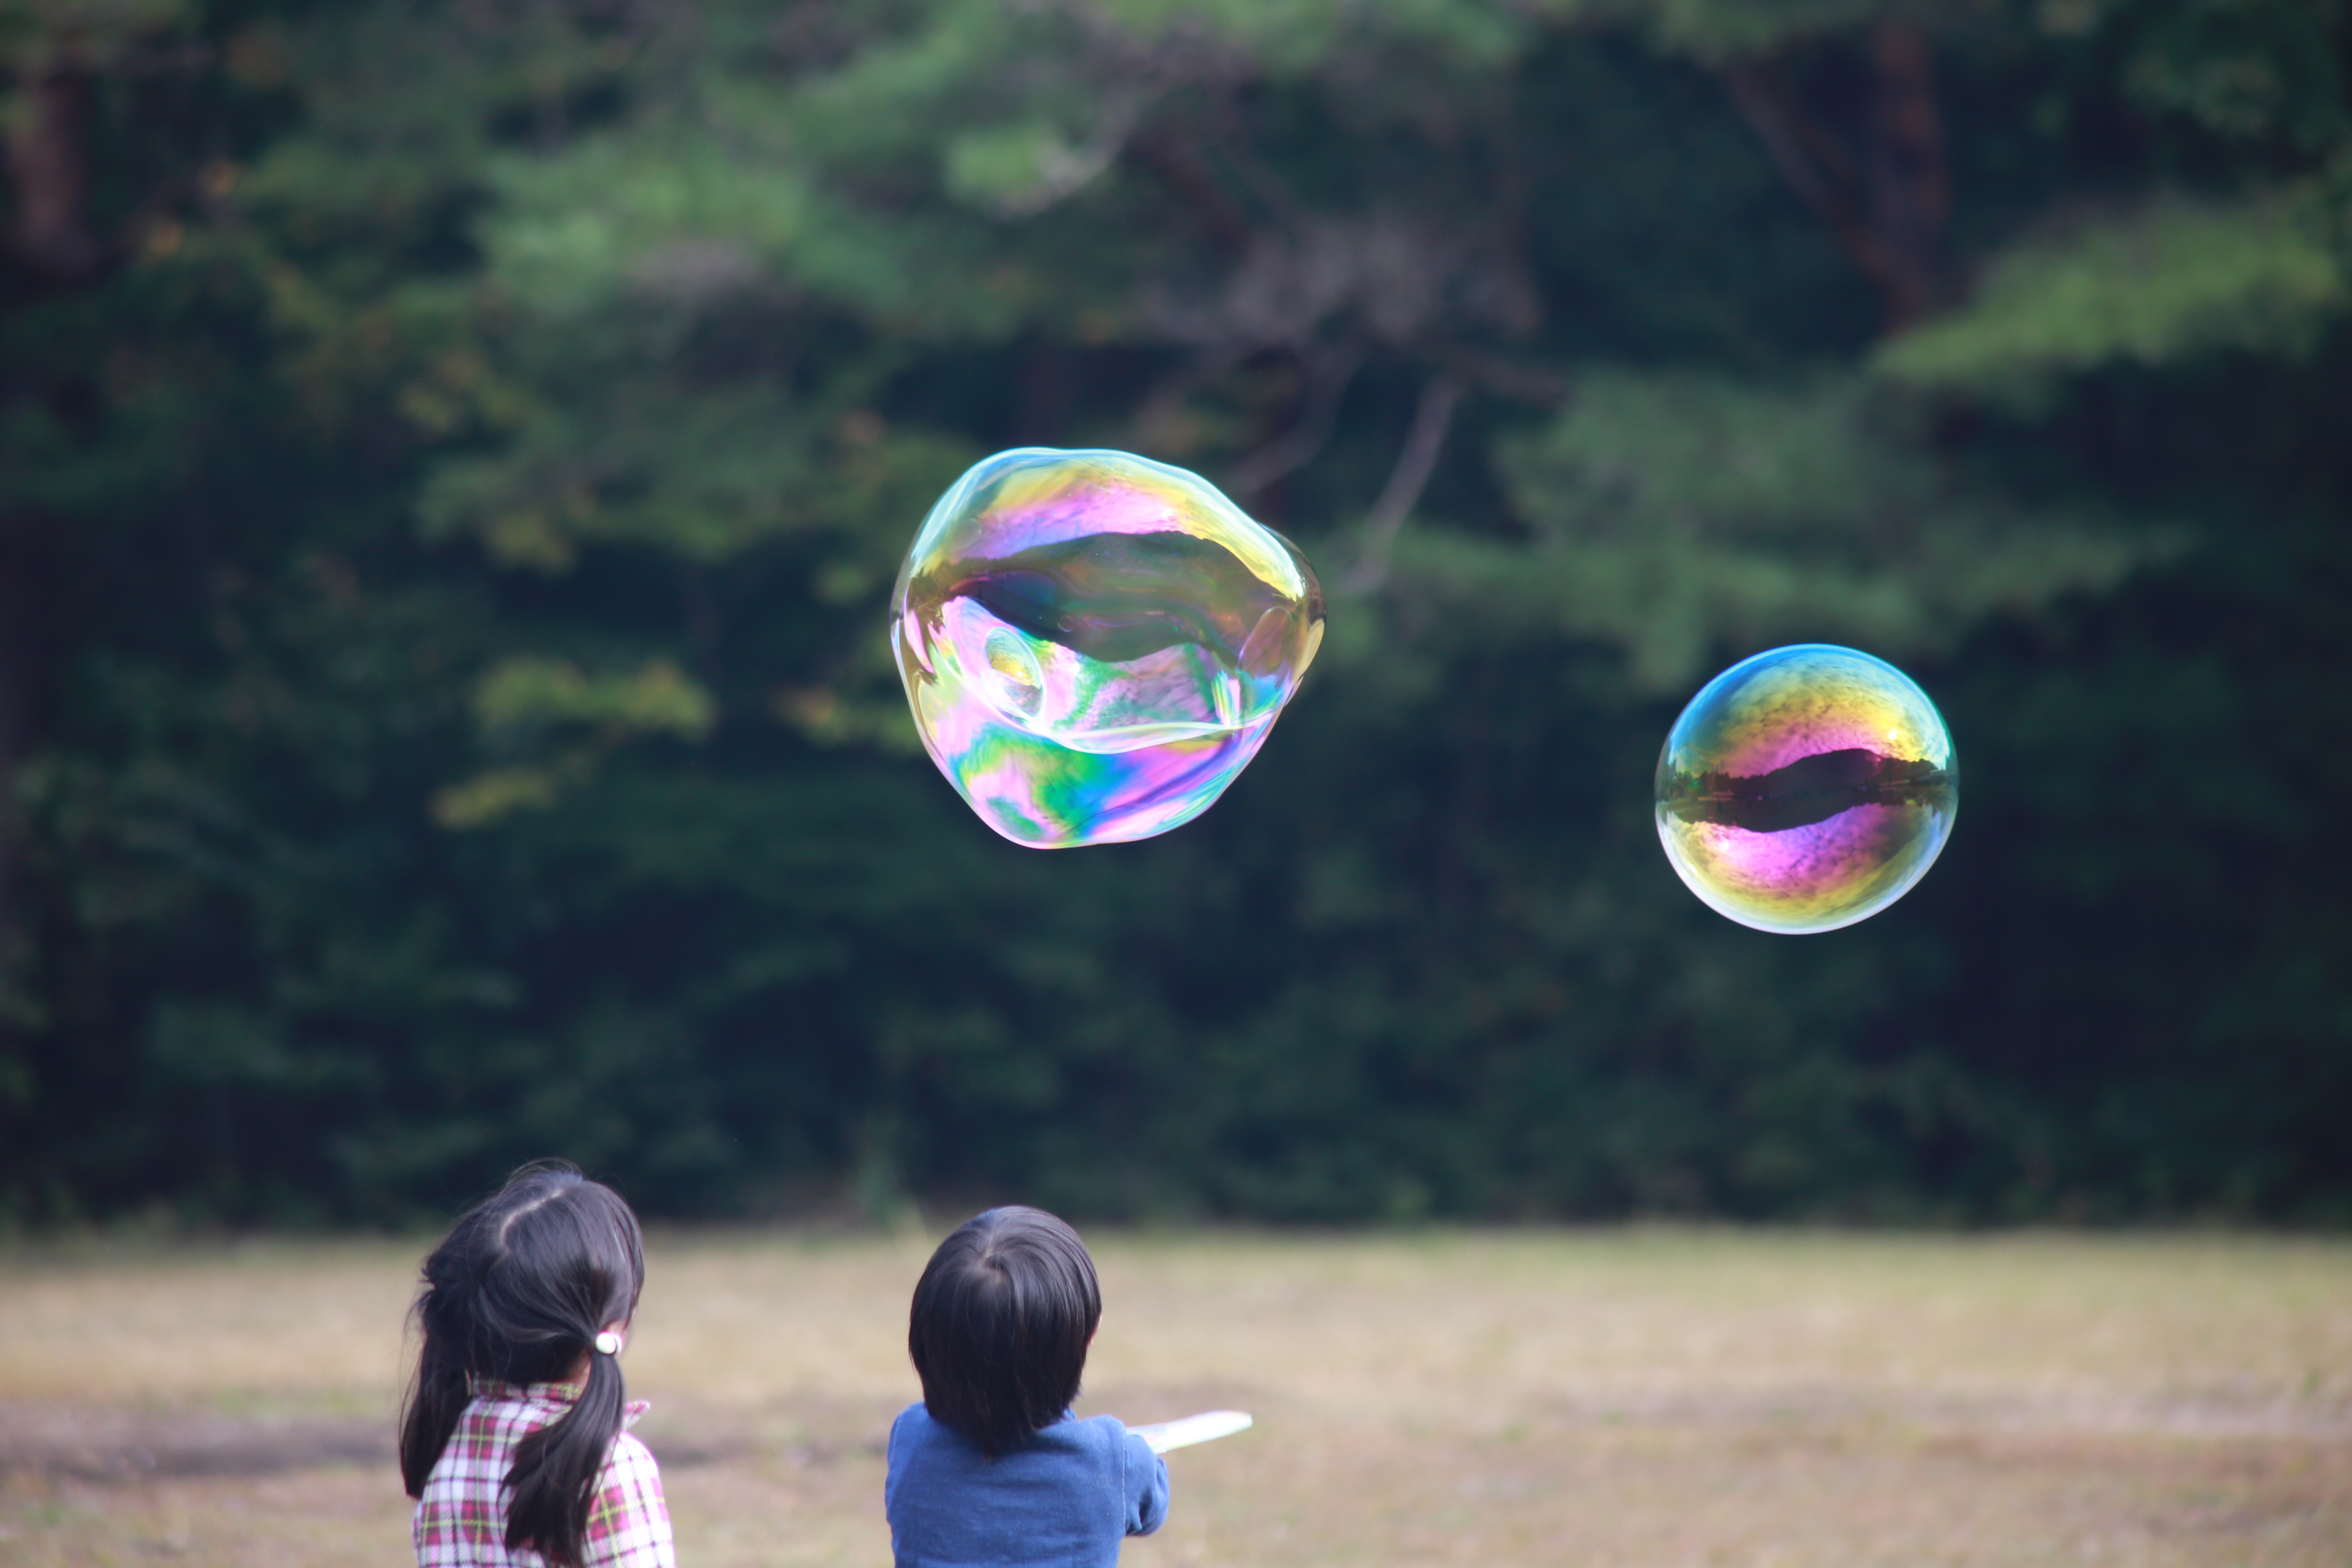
[1338,374,1463,595]
[1226,342,1364,497]
[1127,129,1255,257]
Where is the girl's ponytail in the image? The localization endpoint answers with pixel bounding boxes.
[506,1331,629,1565]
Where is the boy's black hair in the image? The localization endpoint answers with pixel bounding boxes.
[908,1206,1102,1457]
[399,1161,645,1568]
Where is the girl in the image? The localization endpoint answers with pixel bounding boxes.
[402,1162,676,1568]
[885,1206,1169,1568]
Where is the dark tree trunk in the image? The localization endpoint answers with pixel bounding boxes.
[1722,24,1951,334]
[6,48,108,285]
[1,43,104,974]
[1866,21,1950,330]
[0,522,43,970]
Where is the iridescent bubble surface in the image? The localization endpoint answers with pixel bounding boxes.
[892,448,1325,848]
[1655,644,1956,934]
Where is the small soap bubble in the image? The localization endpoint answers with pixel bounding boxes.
[1655,644,1957,934]
[892,448,1325,848]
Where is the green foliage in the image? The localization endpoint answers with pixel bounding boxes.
[433,657,715,827]
[1471,369,2162,686]
[1877,197,2348,405]
[2106,0,2350,149]
[1629,0,1882,64]
[0,0,189,70]
[1,0,2346,1226]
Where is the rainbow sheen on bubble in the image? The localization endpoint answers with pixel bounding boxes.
[891,448,1325,848]
[1656,644,1956,934]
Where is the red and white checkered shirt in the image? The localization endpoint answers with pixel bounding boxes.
[413,1378,676,1568]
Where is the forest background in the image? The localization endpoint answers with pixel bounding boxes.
[1,0,2346,1229]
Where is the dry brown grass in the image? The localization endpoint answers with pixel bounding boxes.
[2,1228,2347,1566]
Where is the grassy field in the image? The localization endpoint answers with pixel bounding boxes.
[1,1228,2346,1566]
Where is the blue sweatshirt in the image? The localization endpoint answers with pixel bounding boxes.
[884,1403,1170,1568]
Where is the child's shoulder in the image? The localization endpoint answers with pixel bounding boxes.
[888,1400,951,1463]
[600,1401,660,1473]
[1063,1414,1138,1447]
[1039,1412,1156,1469]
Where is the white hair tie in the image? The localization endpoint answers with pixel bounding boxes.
[594,1331,623,1356]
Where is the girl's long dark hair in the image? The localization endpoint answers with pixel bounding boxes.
[400,1161,646,1568]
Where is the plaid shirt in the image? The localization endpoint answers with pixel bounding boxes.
[413,1378,676,1568]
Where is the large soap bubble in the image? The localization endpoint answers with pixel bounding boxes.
[1656,644,1956,934]
[892,448,1325,848]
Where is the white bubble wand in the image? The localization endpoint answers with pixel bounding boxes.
[1128,1409,1254,1454]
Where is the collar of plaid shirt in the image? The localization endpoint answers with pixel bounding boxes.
[464,1373,650,1428]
